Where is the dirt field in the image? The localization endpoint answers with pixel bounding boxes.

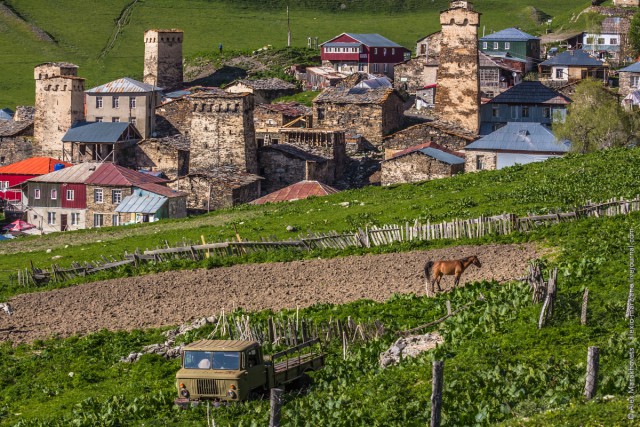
[0,243,542,344]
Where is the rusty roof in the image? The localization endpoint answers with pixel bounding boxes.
[229,78,296,91]
[314,87,396,105]
[85,163,168,187]
[87,77,162,93]
[260,144,329,163]
[0,157,72,176]
[256,102,311,117]
[252,180,339,205]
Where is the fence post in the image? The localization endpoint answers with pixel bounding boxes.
[431,360,444,427]
[584,346,599,400]
[269,388,284,427]
[581,288,589,326]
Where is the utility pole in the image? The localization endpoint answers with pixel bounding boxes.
[287,5,291,47]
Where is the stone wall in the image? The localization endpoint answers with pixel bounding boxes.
[619,71,639,97]
[124,139,189,179]
[168,174,261,212]
[144,30,183,90]
[394,58,438,93]
[464,150,497,172]
[383,123,475,157]
[381,153,463,186]
[258,148,333,194]
[435,4,480,135]
[155,98,192,136]
[0,137,34,165]
[85,185,133,228]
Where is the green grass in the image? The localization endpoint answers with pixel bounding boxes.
[1,0,594,107]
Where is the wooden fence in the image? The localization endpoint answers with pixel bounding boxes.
[17,196,640,286]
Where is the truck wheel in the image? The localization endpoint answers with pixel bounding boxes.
[248,389,265,401]
[291,373,312,393]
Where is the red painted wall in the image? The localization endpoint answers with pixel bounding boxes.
[0,174,35,201]
[321,34,409,64]
[60,183,86,209]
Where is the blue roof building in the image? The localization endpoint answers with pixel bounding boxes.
[479,28,541,72]
[538,50,607,83]
[619,61,640,97]
[62,121,141,164]
[0,108,14,121]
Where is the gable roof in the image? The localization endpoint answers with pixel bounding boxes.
[386,141,465,165]
[136,182,186,198]
[62,122,141,143]
[314,87,396,105]
[464,122,570,153]
[0,157,72,176]
[261,144,328,163]
[488,81,571,105]
[251,180,339,205]
[115,194,168,214]
[322,33,403,48]
[480,27,539,42]
[85,163,168,186]
[86,77,161,93]
[229,78,296,91]
[28,162,101,183]
[619,61,640,73]
[539,50,605,67]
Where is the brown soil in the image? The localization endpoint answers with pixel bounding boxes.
[0,243,542,344]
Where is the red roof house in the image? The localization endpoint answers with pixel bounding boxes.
[251,180,338,205]
[0,157,72,201]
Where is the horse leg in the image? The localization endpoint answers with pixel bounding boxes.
[435,273,444,292]
[454,274,460,288]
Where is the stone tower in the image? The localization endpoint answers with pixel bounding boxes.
[34,63,85,158]
[435,1,480,134]
[188,91,257,174]
[144,29,183,90]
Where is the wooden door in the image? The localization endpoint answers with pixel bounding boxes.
[60,214,68,231]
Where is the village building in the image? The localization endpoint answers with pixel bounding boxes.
[302,66,349,91]
[124,136,190,179]
[225,78,297,105]
[61,122,142,164]
[0,157,72,205]
[381,141,465,186]
[33,62,85,158]
[415,32,442,58]
[313,87,404,148]
[258,144,334,195]
[464,122,570,172]
[168,166,262,213]
[320,33,410,79]
[0,119,34,167]
[383,122,477,159]
[479,81,571,135]
[143,29,183,90]
[538,49,607,83]
[479,27,541,72]
[254,102,311,147]
[251,180,338,205]
[393,57,438,94]
[435,1,481,135]
[479,52,522,99]
[618,61,640,97]
[582,17,631,66]
[85,77,163,138]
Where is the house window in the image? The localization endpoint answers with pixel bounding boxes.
[374,48,378,54]
[372,63,379,72]
[93,214,104,228]
[510,106,518,119]
[504,42,510,49]
[47,212,56,225]
[482,42,487,49]
[632,76,640,88]
[112,189,122,204]
[112,117,120,122]
[521,106,530,118]
[384,63,388,73]
[392,48,395,55]
[543,107,551,118]
[383,48,387,56]
[94,188,103,203]
[493,42,499,50]
[316,108,325,121]
[66,189,75,200]
[611,38,618,45]
[492,107,500,118]
[96,117,103,122]
[129,117,136,126]
[476,155,485,170]
[113,96,120,109]
[130,97,136,108]
[586,36,594,44]
[71,212,80,226]
[112,215,120,226]
[50,189,57,200]
[555,68,565,79]
[34,188,41,199]
[358,63,365,71]
[0,181,8,191]
[96,96,103,108]
[597,38,605,45]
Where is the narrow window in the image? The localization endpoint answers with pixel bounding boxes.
[493,42,499,50]
[50,189,57,200]
[96,117,103,122]
[130,97,136,108]
[521,106,530,118]
[113,96,120,109]
[94,188,103,203]
[34,188,41,199]
[48,212,56,225]
[112,189,122,204]
[504,42,510,49]
[543,107,551,118]
[476,155,485,170]
[71,212,79,225]
[66,189,75,200]
[96,96,103,109]
[112,214,120,226]
[482,42,487,49]
[93,214,104,228]
[492,107,499,118]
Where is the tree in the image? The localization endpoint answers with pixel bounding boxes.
[630,12,640,58]
[554,80,638,153]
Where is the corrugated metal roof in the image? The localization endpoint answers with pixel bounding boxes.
[480,27,539,42]
[0,108,14,120]
[115,194,168,214]
[488,81,571,105]
[62,122,140,143]
[252,180,338,205]
[86,163,168,186]
[539,50,605,67]
[464,122,570,153]
[344,33,403,48]
[183,340,258,351]
[86,77,162,93]
[0,157,72,175]
[28,162,101,183]
[136,182,187,198]
[619,61,640,73]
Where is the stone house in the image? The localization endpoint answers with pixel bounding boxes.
[415,31,441,58]
[254,102,311,147]
[168,166,262,213]
[538,49,607,83]
[143,29,183,90]
[313,87,404,148]
[258,144,333,195]
[383,122,478,159]
[114,183,188,225]
[479,52,522,99]
[304,66,349,90]
[124,136,190,179]
[479,27,541,73]
[381,141,465,186]
[617,61,640,97]
[479,81,571,135]
[225,78,297,105]
[61,122,142,164]
[0,119,34,166]
[464,122,570,171]
[85,77,163,138]
[251,180,338,205]
[393,57,438,94]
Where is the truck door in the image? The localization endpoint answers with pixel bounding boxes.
[244,347,266,393]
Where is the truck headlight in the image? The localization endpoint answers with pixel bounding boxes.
[180,383,190,398]
[227,384,237,399]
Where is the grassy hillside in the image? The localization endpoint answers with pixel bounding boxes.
[0,0,594,107]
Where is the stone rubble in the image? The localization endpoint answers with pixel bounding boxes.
[379,332,444,368]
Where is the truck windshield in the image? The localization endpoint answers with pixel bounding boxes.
[184,351,213,369]
[212,351,240,370]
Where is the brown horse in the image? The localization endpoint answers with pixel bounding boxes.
[424,255,482,294]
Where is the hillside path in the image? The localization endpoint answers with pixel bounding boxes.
[0,243,542,344]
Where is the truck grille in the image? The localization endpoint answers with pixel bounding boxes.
[196,379,224,396]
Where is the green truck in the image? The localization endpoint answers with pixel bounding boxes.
[174,338,324,406]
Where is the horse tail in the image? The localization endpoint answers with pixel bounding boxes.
[424,261,434,280]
